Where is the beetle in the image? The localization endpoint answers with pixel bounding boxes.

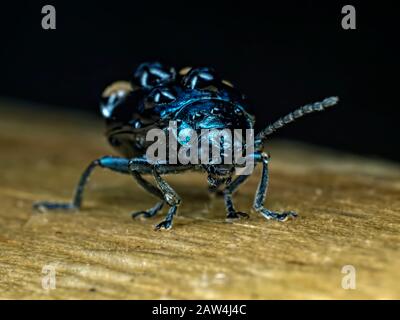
[33,62,338,230]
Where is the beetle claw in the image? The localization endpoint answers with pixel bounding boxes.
[33,201,77,213]
[154,219,173,231]
[131,210,152,219]
[226,211,249,220]
[260,209,297,221]
[132,201,164,220]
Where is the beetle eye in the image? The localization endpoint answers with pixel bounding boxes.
[144,87,176,109]
[133,62,176,89]
[182,67,218,90]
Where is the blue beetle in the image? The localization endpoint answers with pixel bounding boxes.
[34,62,338,230]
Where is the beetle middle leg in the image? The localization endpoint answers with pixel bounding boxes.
[253,152,297,221]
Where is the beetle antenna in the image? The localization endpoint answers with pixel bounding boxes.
[256,96,339,142]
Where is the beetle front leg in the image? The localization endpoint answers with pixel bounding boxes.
[33,156,130,212]
[152,165,181,230]
[33,160,99,212]
[129,167,165,219]
[223,174,251,220]
[253,152,297,221]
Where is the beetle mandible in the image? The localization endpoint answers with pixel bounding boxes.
[33,62,338,230]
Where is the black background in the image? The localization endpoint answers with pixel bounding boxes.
[0,1,398,161]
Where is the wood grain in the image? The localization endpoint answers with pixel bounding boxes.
[0,99,399,299]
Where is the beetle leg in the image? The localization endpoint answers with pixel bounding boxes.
[131,201,164,219]
[154,206,178,231]
[33,156,130,212]
[152,165,181,230]
[129,165,165,219]
[223,174,251,220]
[127,158,181,229]
[208,187,225,196]
[208,179,225,197]
[33,159,99,212]
[253,152,297,221]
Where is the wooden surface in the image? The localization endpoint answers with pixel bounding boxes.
[0,99,399,299]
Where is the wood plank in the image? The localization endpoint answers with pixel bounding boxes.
[0,100,399,299]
